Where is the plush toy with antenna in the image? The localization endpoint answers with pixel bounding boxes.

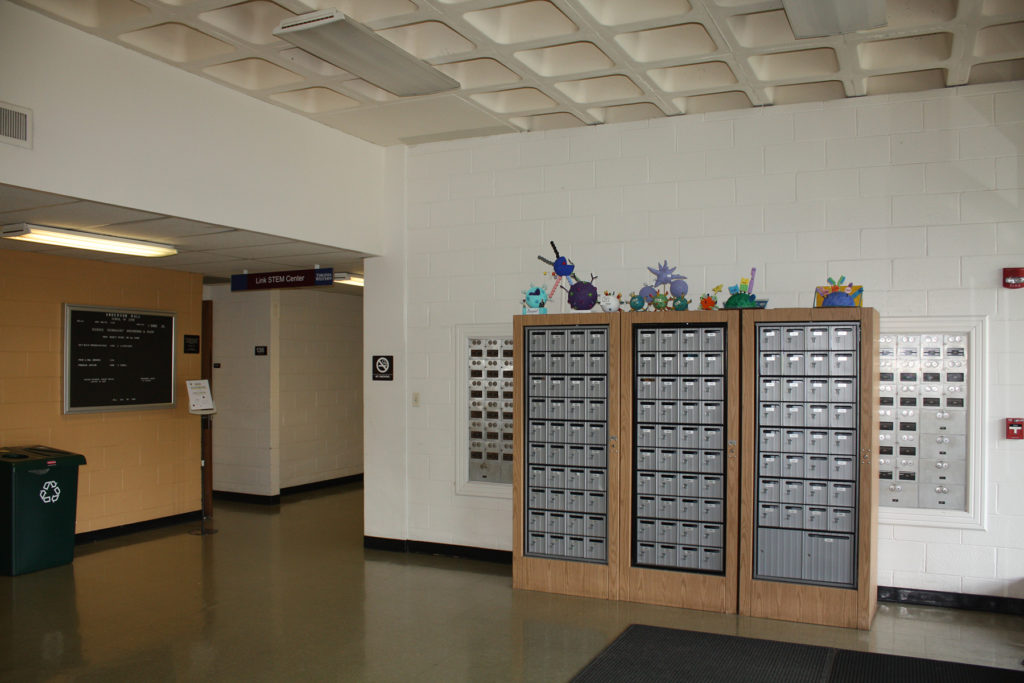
[537,241,598,311]
[723,267,761,309]
[537,241,575,301]
[634,260,690,311]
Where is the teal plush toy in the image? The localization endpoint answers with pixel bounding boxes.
[522,284,548,314]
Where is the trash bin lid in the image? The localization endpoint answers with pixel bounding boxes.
[0,446,86,469]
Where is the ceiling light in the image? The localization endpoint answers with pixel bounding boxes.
[333,272,364,287]
[273,10,459,97]
[0,223,177,257]
[782,0,886,38]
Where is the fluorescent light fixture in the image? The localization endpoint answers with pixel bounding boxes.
[333,272,365,287]
[0,223,177,257]
[782,0,886,38]
[273,10,459,97]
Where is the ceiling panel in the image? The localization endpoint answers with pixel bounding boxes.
[0,200,164,229]
[0,183,368,288]
[0,185,78,213]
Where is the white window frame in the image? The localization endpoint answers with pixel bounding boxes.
[878,315,988,530]
[455,322,513,499]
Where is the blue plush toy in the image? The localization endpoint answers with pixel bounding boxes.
[522,284,548,314]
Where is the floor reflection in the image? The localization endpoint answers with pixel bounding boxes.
[1,482,1021,682]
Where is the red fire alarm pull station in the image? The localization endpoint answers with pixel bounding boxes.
[1003,268,1024,289]
[1007,418,1024,440]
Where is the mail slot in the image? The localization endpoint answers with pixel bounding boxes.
[657,473,677,496]
[759,503,781,526]
[758,326,782,351]
[806,353,829,376]
[775,383,803,410]
[566,353,586,374]
[760,478,781,502]
[782,404,805,427]
[655,449,676,471]
[784,353,806,376]
[679,474,700,497]
[679,329,700,351]
[782,327,805,351]
[806,326,829,351]
[759,453,781,477]
[637,353,657,374]
[830,352,855,376]
[567,329,587,352]
[700,450,724,474]
[760,379,782,401]
[805,480,829,505]
[700,474,724,498]
[656,328,678,351]
[806,379,828,402]
[657,352,678,375]
[760,403,781,426]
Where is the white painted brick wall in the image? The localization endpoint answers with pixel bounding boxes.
[278,288,363,489]
[797,107,856,139]
[209,287,274,495]
[393,81,1024,597]
[765,140,825,173]
[210,286,363,494]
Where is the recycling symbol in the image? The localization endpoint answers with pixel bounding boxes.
[40,480,60,504]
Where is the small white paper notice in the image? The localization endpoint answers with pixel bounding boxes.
[186,379,215,413]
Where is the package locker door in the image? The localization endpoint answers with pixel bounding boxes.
[513,313,621,600]
[617,311,741,613]
[739,308,879,630]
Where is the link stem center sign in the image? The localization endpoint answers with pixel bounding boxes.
[231,268,333,291]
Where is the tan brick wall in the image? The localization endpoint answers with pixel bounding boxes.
[0,250,203,533]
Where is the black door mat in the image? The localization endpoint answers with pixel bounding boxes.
[573,624,1024,683]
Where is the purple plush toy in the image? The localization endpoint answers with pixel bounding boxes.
[565,277,598,311]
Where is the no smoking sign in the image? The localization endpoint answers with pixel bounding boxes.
[372,355,394,381]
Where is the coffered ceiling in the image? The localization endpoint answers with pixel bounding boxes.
[12,0,1024,146]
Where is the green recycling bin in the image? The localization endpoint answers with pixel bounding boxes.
[1,445,87,575]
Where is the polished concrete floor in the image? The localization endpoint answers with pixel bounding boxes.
[2,482,1022,682]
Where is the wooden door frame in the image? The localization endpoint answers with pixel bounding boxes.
[201,299,213,518]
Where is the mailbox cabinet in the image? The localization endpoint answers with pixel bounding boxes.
[740,308,878,630]
[618,311,740,614]
[514,308,877,629]
[513,314,620,600]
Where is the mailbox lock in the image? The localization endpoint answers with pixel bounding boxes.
[935,461,949,469]
[888,484,902,493]
[935,486,949,494]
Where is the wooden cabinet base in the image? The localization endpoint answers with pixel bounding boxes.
[740,580,877,630]
[618,569,737,613]
[513,556,617,600]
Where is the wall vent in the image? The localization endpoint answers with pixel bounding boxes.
[0,102,32,149]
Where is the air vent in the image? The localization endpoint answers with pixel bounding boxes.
[0,102,32,149]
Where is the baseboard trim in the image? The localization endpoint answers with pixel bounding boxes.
[363,536,513,565]
[213,474,364,506]
[75,510,202,544]
[280,473,363,496]
[213,491,280,505]
[878,586,1024,616]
